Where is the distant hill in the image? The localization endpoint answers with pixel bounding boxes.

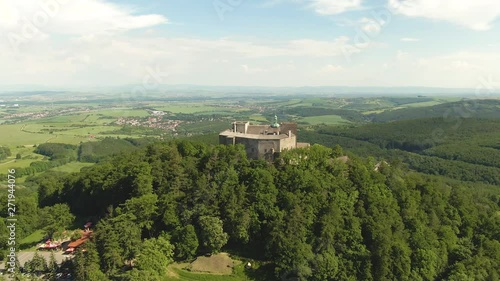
[369,99,500,122]
[304,117,500,185]
[2,85,500,97]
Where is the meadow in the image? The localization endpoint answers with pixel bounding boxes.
[300,115,351,125]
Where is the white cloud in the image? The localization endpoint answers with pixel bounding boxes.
[396,50,410,60]
[309,0,363,15]
[270,0,363,15]
[321,64,344,72]
[400,37,419,42]
[3,0,498,89]
[360,17,383,34]
[0,0,167,36]
[241,64,269,73]
[0,32,368,87]
[389,0,500,30]
[373,50,500,88]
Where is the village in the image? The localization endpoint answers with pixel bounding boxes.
[114,115,183,131]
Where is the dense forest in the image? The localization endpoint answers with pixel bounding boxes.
[368,99,500,123]
[300,118,500,186]
[3,140,499,280]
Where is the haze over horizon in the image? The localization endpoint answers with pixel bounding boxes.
[1,0,500,91]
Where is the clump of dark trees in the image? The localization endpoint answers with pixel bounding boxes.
[6,138,155,178]
[13,139,498,281]
[0,146,11,160]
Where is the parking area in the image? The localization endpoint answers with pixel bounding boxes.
[0,250,72,270]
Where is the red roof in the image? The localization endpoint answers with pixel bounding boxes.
[68,238,86,248]
[67,231,92,248]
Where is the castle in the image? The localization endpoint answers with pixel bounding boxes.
[219,116,310,160]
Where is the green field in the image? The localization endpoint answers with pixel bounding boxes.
[170,269,248,281]
[168,263,253,281]
[178,121,230,134]
[19,229,46,250]
[248,114,268,122]
[301,115,351,125]
[96,109,150,117]
[402,100,443,107]
[0,124,58,146]
[0,157,46,169]
[50,162,94,173]
[154,104,232,114]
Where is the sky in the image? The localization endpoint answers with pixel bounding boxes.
[0,0,500,90]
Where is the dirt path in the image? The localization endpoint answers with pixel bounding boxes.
[0,159,15,166]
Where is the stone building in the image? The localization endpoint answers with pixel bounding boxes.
[219,116,309,160]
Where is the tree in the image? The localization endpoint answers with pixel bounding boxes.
[121,194,158,231]
[135,234,174,275]
[172,224,199,260]
[270,206,314,281]
[95,213,141,274]
[39,204,75,238]
[121,268,161,281]
[48,252,58,281]
[27,252,48,273]
[127,162,154,196]
[198,216,228,254]
[16,153,21,159]
[73,241,108,281]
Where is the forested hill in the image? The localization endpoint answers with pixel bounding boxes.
[301,118,500,186]
[369,99,500,123]
[29,141,500,280]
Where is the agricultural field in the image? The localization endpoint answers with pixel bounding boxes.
[95,108,151,118]
[0,124,60,146]
[300,115,352,125]
[152,104,232,114]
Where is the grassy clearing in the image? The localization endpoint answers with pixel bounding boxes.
[165,253,273,281]
[167,262,273,281]
[301,115,351,125]
[0,157,46,169]
[169,268,249,281]
[19,229,46,251]
[36,114,90,124]
[50,162,94,173]
[86,114,116,124]
[97,109,150,117]
[403,101,443,108]
[178,121,230,134]
[155,104,225,114]
[0,124,56,146]
[57,125,123,136]
[362,109,388,115]
[248,114,268,122]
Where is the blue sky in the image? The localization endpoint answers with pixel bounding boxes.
[1,0,500,89]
